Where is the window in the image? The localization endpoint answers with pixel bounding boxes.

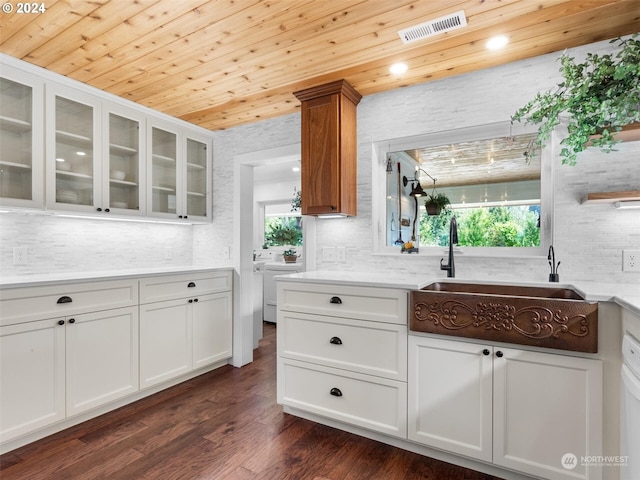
[263,203,302,247]
[373,122,552,256]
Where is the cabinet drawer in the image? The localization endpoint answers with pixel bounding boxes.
[277,282,407,324]
[278,359,406,438]
[140,270,231,304]
[279,312,407,380]
[0,280,138,326]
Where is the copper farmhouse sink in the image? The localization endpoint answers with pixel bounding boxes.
[410,282,598,353]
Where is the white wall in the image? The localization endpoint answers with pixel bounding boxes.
[2,37,638,284]
[198,37,639,284]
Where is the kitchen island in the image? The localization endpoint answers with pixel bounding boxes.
[276,271,639,480]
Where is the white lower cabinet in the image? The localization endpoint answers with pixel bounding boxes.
[66,307,139,416]
[0,318,65,442]
[0,269,232,453]
[0,306,138,443]
[408,335,603,480]
[277,282,408,438]
[192,292,232,369]
[139,273,233,389]
[140,299,191,388]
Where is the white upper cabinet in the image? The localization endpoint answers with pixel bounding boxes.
[148,120,212,222]
[46,83,101,213]
[0,65,44,209]
[1,54,212,222]
[105,106,146,215]
[184,131,211,221]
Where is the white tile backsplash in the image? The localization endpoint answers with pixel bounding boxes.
[2,37,638,283]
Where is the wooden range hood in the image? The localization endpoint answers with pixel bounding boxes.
[294,80,362,217]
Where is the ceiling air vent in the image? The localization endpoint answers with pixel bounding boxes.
[398,10,467,45]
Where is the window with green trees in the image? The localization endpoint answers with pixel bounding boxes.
[420,205,540,247]
[263,216,303,247]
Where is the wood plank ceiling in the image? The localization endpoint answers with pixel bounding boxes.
[1,0,639,131]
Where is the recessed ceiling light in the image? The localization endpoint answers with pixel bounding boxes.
[389,62,408,75]
[486,35,509,50]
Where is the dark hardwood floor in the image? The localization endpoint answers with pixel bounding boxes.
[1,323,503,480]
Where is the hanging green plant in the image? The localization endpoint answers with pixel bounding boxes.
[424,193,451,216]
[512,34,640,165]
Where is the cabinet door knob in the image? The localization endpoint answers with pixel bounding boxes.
[184,215,188,219]
[482,349,490,356]
[193,298,198,302]
[57,296,72,304]
[96,207,102,212]
[68,318,76,324]
[58,320,65,326]
[329,296,342,304]
[496,351,504,358]
[329,336,343,345]
[187,282,196,288]
[104,208,110,213]
[178,215,183,219]
[330,387,343,397]
[188,299,193,303]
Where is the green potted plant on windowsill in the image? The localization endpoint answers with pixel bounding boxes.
[512,34,640,165]
[424,193,451,216]
[283,249,298,263]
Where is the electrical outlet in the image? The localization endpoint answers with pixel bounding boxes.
[336,246,346,263]
[322,246,336,262]
[13,246,28,265]
[623,250,640,272]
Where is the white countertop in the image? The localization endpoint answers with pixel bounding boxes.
[276,270,640,315]
[0,265,233,289]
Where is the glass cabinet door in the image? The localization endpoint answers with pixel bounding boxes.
[0,69,43,208]
[185,137,209,218]
[150,125,178,215]
[108,112,142,213]
[53,95,95,207]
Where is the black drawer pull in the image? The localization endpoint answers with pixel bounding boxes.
[482,349,490,356]
[330,387,343,397]
[58,320,65,326]
[329,296,342,304]
[496,351,504,358]
[329,337,343,345]
[57,296,72,304]
[187,282,196,288]
[68,318,76,324]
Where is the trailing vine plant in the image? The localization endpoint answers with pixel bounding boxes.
[512,34,640,165]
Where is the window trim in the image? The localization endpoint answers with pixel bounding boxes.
[371,121,554,258]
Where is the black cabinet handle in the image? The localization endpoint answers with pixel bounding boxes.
[329,296,342,304]
[496,351,504,358]
[187,282,196,288]
[188,299,193,303]
[184,215,188,219]
[96,207,102,212]
[58,320,65,326]
[330,387,343,397]
[193,298,198,302]
[57,296,72,304]
[483,349,490,356]
[68,318,76,324]
[104,208,110,213]
[329,337,343,345]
